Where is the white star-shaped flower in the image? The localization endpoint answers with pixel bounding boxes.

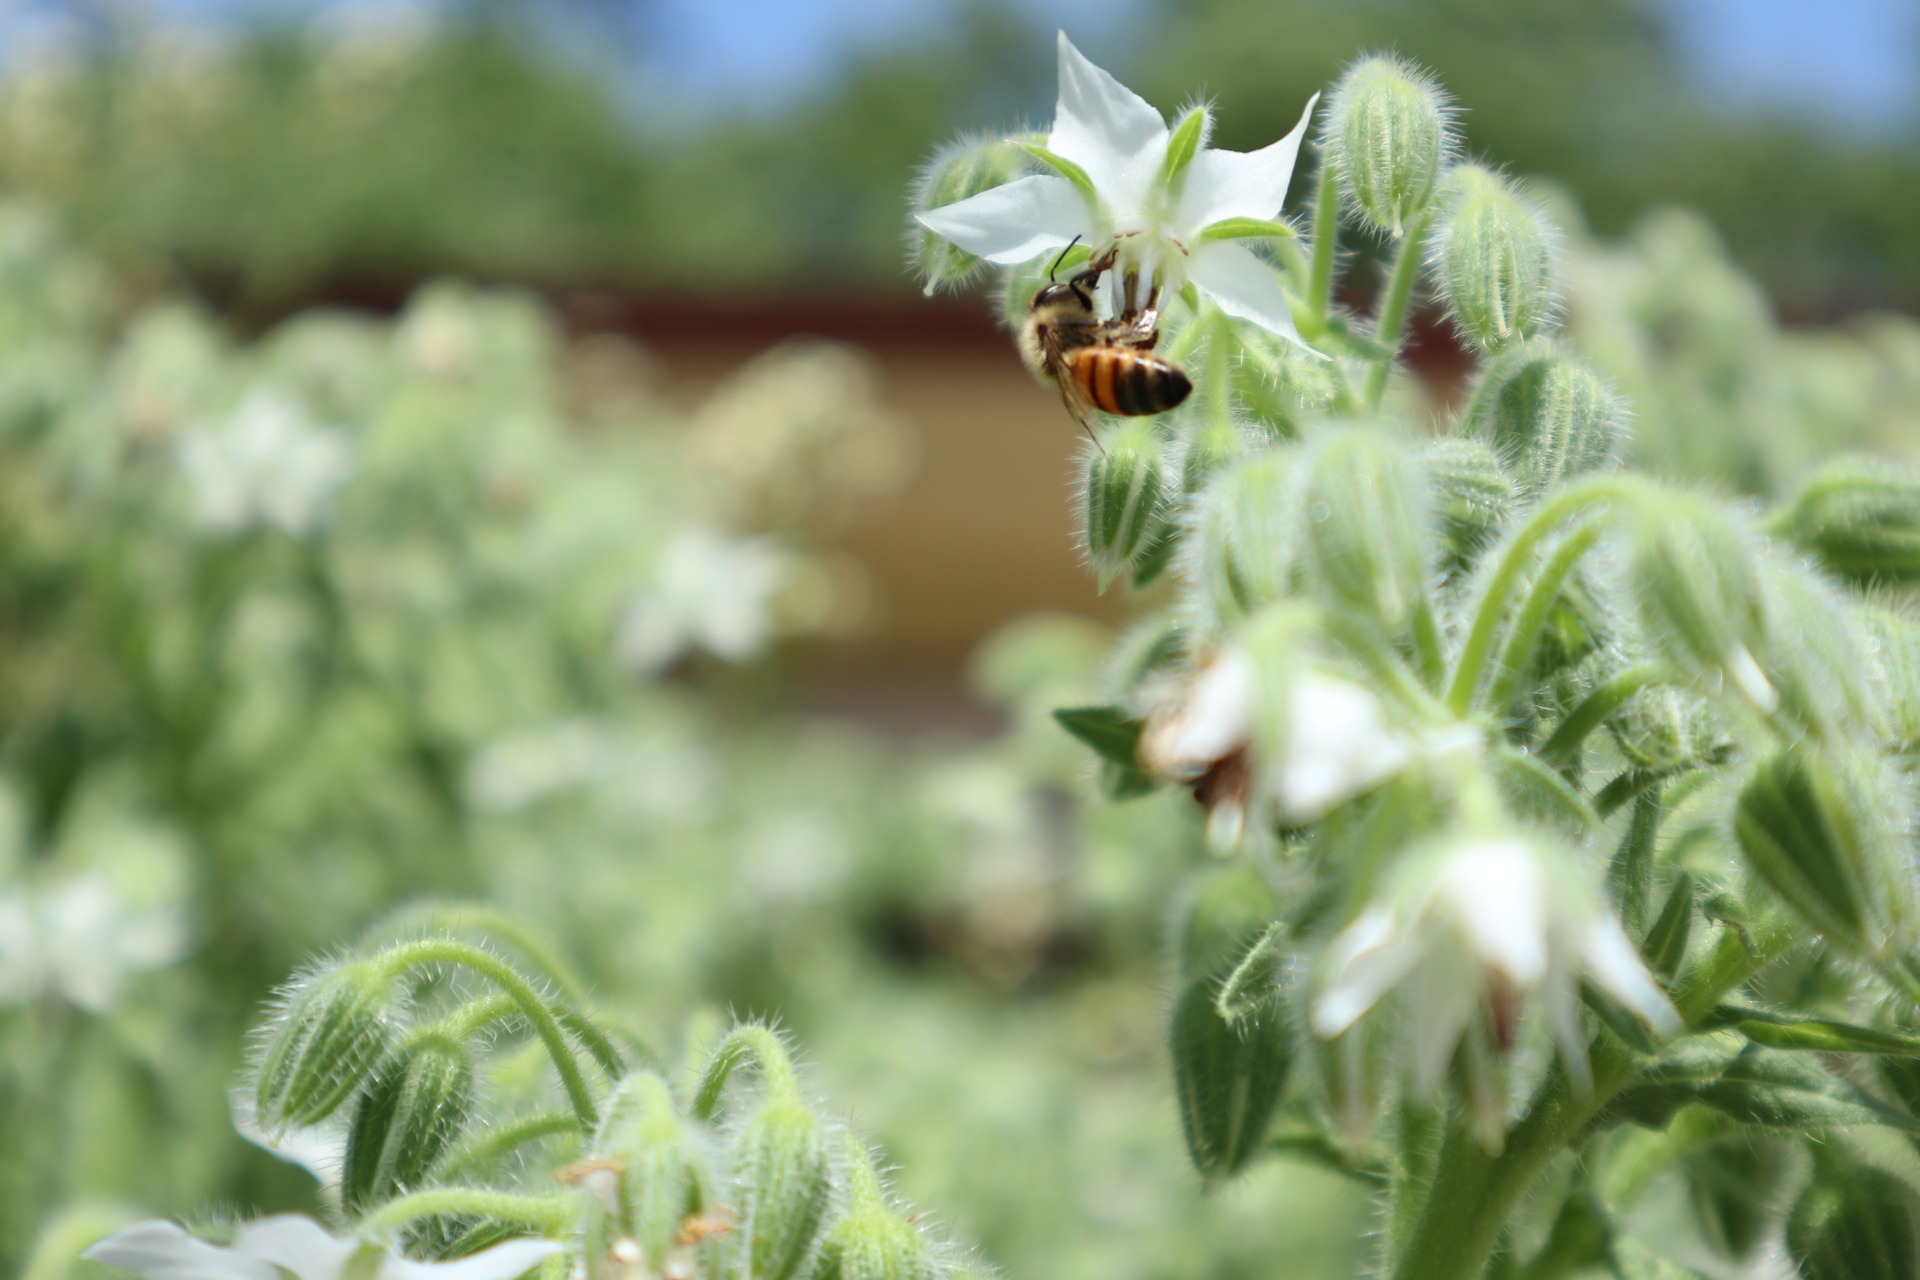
[915,32,1318,343]
[1311,838,1680,1096]
[614,528,792,674]
[0,871,188,1013]
[84,1215,562,1280]
[178,391,354,537]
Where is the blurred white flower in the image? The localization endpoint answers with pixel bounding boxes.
[1139,650,1412,844]
[179,391,353,536]
[0,871,188,1012]
[1312,838,1680,1096]
[85,1215,561,1280]
[615,529,792,674]
[465,718,623,815]
[916,32,1317,341]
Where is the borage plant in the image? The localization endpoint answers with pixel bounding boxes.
[83,925,962,1280]
[918,35,1920,1280]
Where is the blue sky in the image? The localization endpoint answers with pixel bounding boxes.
[2,0,1914,130]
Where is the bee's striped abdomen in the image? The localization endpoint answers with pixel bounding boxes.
[1071,348,1194,417]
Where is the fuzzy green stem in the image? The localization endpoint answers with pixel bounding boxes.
[1607,790,1663,934]
[359,1187,573,1238]
[1308,155,1342,328]
[1362,206,1438,410]
[1482,518,1607,712]
[692,1024,801,1121]
[1445,479,1635,716]
[440,1111,582,1180]
[1539,665,1665,768]
[376,939,599,1129]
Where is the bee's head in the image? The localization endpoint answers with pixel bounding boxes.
[1030,278,1095,313]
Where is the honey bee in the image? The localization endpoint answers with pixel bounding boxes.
[1019,242,1192,438]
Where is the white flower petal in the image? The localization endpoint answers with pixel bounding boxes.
[1436,842,1550,987]
[230,1089,346,1189]
[1581,913,1683,1038]
[1404,943,1480,1096]
[234,1216,361,1280]
[915,174,1092,266]
[386,1239,565,1280]
[1312,908,1419,1038]
[1048,31,1168,211]
[84,1221,281,1280]
[1174,92,1319,233]
[1186,239,1308,347]
[1273,673,1411,821]
[1140,649,1255,776]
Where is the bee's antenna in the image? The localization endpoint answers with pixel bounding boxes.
[1048,235,1084,283]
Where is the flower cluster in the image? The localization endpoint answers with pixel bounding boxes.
[918,36,1920,1280]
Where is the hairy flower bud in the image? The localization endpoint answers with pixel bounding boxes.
[597,1072,716,1268]
[1326,56,1455,238]
[1170,967,1291,1179]
[254,959,400,1130]
[1625,494,1773,713]
[1684,1134,1795,1263]
[1462,341,1626,495]
[1733,748,1912,961]
[342,1032,475,1214]
[911,136,1028,293]
[1186,451,1301,626]
[1420,437,1517,572]
[1773,459,1920,586]
[731,1096,833,1280]
[1301,427,1433,632]
[813,1140,935,1280]
[1083,420,1171,593]
[1787,1157,1920,1280]
[1432,165,1559,351]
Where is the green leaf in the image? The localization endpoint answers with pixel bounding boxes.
[1314,314,1396,362]
[1597,1042,1920,1133]
[1717,1006,1920,1056]
[1161,107,1210,189]
[1018,142,1099,206]
[1053,705,1143,766]
[1199,217,1298,242]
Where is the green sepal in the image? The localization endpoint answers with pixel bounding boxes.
[1487,744,1599,833]
[1053,705,1143,767]
[1018,142,1099,206]
[1161,107,1211,189]
[1642,872,1695,979]
[1199,217,1297,242]
[1214,924,1286,1022]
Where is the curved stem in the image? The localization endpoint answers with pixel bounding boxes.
[1308,155,1342,329]
[377,940,599,1129]
[692,1024,800,1121]
[1482,518,1607,712]
[1539,665,1665,769]
[1362,206,1437,410]
[359,1188,574,1238]
[440,1111,582,1181]
[1445,479,1636,716]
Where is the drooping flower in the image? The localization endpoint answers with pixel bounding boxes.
[915,32,1318,344]
[1311,837,1680,1099]
[0,871,188,1013]
[1138,648,1413,845]
[84,1215,562,1280]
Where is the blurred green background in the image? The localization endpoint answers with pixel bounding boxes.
[0,2,1916,1279]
